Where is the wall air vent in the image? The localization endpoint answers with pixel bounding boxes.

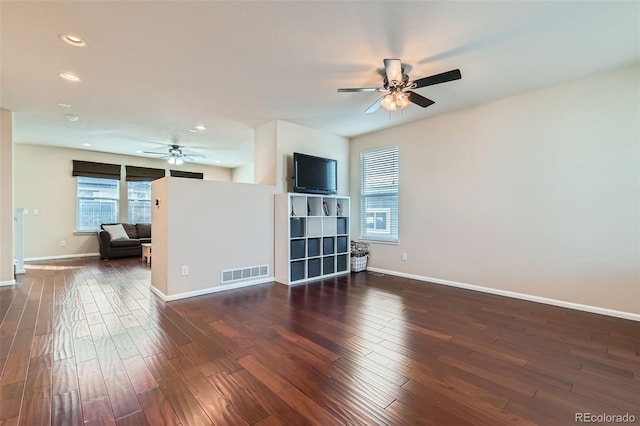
[221,265,269,284]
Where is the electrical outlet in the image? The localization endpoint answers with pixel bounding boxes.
[181,265,189,276]
[33,208,39,216]
[60,240,66,247]
[401,252,408,261]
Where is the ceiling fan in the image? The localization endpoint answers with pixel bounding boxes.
[337,59,461,113]
[143,144,206,165]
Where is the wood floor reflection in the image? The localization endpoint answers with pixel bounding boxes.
[0,257,638,425]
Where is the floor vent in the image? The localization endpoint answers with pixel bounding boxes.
[221,265,269,284]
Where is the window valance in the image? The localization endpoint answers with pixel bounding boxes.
[170,170,204,179]
[72,160,121,180]
[125,166,165,181]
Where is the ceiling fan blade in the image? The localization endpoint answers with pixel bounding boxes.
[185,154,206,159]
[383,59,403,85]
[142,150,169,155]
[337,88,381,93]
[365,95,385,114]
[412,69,461,89]
[406,91,435,108]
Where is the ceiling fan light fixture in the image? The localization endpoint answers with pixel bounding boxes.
[168,157,176,165]
[175,157,184,165]
[381,94,395,111]
[396,92,410,108]
[59,72,81,82]
[381,91,410,111]
[59,34,86,47]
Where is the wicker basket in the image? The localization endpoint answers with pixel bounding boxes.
[350,241,369,272]
[351,254,368,272]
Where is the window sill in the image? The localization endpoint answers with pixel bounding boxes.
[357,238,399,245]
[74,231,98,236]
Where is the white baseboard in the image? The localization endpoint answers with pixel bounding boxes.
[24,253,100,262]
[367,267,640,322]
[0,279,16,287]
[150,276,275,302]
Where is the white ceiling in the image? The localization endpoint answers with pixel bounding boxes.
[1,1,638,168]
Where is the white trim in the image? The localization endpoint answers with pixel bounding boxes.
[24,253,100,262]
[150,276,274,302]
[367,267,640,322]
[283,270,350,286]
[358,238,399,245]
[0,279,16,286]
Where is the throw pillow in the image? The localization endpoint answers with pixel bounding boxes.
[103,224,130,241]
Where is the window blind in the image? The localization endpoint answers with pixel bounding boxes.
[72,160,121,180]
[125,165,165,181]
[127,181,152,223]
[76,176,120,231]
[360,146,399,242]
[170,170,204,179]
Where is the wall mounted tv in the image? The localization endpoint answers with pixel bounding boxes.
[293,152,337,195]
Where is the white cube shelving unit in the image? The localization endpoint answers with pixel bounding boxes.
[275,193,350,285]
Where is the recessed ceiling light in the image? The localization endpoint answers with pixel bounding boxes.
[60,34,86,47]
[65,114,79,122]
[188,128,197,133]
[135,150,143,153]
[195,124,206,131]
[83,143,92,147]
[215,160,221,164]
[57,102,71,108]
[59,72,81,82]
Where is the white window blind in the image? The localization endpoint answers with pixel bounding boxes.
[360,146,399,242]
[127,181,152,223]
[76,176,120,231]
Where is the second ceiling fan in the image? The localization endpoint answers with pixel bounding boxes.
[338,59,461,113]
[143,144,205,165]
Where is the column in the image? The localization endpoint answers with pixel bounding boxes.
[0,108,14,285]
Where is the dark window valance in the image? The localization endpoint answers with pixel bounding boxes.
[125,166,166,181]
[72,160,121,180]
[170,170,204,179]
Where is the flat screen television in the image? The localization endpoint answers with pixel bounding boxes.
[293,152,337,195]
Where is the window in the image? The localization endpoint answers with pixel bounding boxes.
[360,146,399,242]
[127,181,152,223]
[76,176,120,231]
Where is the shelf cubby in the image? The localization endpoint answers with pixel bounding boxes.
[308,238,321,257]
[290,217,305,238]
[291,196,307,217]
[307,217,322,237]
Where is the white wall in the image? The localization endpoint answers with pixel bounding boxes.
[254,120,277,185]
[14,144,232,259]
[350,64,640,315]
[232,163,254,183]
[275,120,350,195]
[151,177,278,299]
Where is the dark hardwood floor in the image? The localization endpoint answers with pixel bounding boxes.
[0,257,638,425]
